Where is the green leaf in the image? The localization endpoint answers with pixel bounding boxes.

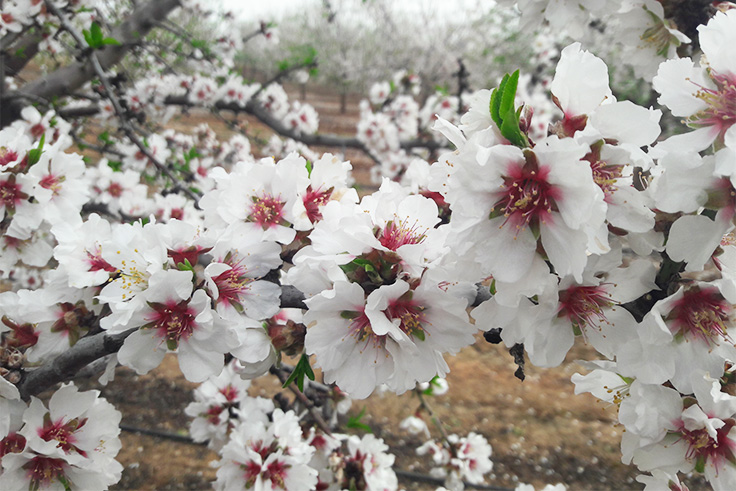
[91,22,103,46]
[107,160,123,172]
[282,353,315,392]
[422,375,442,395]
[352,258,374,270]
[305,160,313,177]
[499,70,519,122]
[346,406,372,433]
[102,37,121,46]
[500,105,529,148]
[82,29,94,48]
[489,72,509,127]
[26,133,45,167]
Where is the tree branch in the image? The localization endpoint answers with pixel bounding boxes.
[1,0,182,127]
[16,328,135,401]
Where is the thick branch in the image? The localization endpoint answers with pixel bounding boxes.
[1,0,181,127]
[16,328,135,401]
[1,28,43,78]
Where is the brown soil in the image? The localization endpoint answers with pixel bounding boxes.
[70,86,706,490]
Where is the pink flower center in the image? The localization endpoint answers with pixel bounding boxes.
[0,176,28,211]
[668,287,732,345]
[342,296,427,346]
[23,456,69,489]
[343,309,378,346]
[386,298,427,339]
[583,142,623,201]
[86,245,116,273]
[40,173,64,195]
[243,460,263,485]
[264,459,290,488]
[249,193,285,229]
[107,182,123,197]
[212,258,253,310]
[0,147,19,167]
[557,285,614,331]
[38,414,88,457]
[205,405,225,424]
[302,185,333,223]
[170,207,184,220]
[491,151,559,234]
[377,219,426,251]
[219,384,239,402]
[145,300,197,349]
[679,418,736,472]
[688,72,736,144]
[0,432,26,458]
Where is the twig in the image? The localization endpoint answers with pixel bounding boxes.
[119,423,205,445]
[249,60,318,103]
[43,0,202,207]
[416,389,452,447]
[270,365,333,436]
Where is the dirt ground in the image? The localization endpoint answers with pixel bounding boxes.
[73,85,707,490]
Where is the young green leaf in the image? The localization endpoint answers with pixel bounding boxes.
[26,133,45,167]
[489,72,509,127]
[499,70,520,122]
[500,105,530,148]
[282,353,315,392]
[346,406,372,433]
[92,22,103,44]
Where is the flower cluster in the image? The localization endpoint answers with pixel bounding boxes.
[0,384,122,490]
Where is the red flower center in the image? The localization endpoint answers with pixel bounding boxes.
[386,297,427,339]
[107,182,123,197]
[491,151,559,234]
[22,456,69,489]
[212,258,253,310]
[249,193,285,229]
[558,285,613,331]
[40,173,63,194]
[688,73,736,144]
[378,219,426,251]
[0,147,19,167]
[145,300,197,349]
[0,433,26,458]
[679,418,736,472]
[303,185,332,223]
[85,246,116,273]
[38,414,88,457]
[0,176,28,210]
[668,286,732,346]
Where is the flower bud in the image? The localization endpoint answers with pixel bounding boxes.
[267,319,306,356]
